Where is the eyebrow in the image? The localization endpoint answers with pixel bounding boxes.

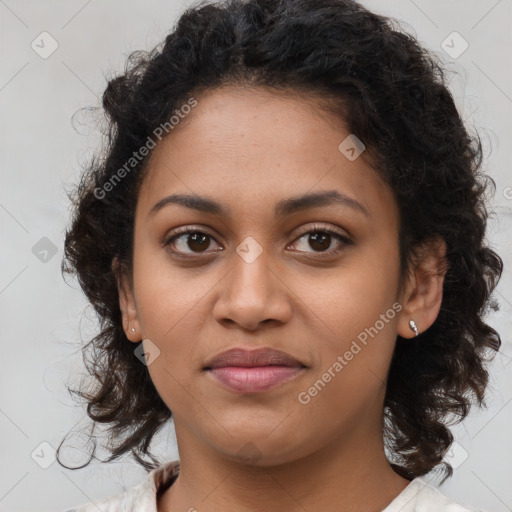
[148,190,370,219]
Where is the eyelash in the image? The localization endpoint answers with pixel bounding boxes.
[162,223,352,259]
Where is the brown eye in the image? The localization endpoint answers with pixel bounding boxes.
[184,232,210,252]
[163,224,352,259]
[289,225,352,255]
[307,232,332,252]
[164,229,221,256]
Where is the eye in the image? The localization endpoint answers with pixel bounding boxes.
[288,224,352,255]
[163,223,352,259]
[163,228,221,258]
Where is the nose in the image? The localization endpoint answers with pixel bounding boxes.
[212,248,292,331]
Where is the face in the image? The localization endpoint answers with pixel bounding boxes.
[118,85,414,466]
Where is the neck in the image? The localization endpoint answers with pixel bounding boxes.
[158,417,411,512]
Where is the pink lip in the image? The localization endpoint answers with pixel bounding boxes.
[204,347,305,369]
[207,366,305,393]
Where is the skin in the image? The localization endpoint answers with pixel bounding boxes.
[115,85,447,512]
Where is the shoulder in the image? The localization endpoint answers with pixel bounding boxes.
[382,477,480,512]
[64,460,180,512]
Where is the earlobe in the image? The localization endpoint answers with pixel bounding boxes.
[397,236,448,339]
[112,256,141,342]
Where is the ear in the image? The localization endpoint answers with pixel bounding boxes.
[397,236,449,339]
[112,256,141,343]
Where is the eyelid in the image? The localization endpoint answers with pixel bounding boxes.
[290,222,350,243]
[162,224,218,244]
[163,222,352,257]
[286,223,352,255]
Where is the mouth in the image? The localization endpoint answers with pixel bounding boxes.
[203,347,306,370]
[203,347,307,393]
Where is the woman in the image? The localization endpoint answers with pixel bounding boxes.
[60,0,503,510]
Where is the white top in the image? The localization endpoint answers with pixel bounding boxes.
[67,460,479,512]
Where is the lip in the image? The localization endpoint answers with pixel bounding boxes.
[203,347,307,394]
[204,347,306,369]
[207,366,306,393]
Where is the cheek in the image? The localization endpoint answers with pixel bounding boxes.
[296,247,399,337]
[293,274,400,432]
[131,251,214,403]
[300,242,401,379]
[133,237,215,337]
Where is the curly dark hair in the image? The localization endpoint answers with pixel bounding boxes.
[58,0,503,483]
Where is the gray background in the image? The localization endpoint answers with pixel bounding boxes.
[0,0,511,510]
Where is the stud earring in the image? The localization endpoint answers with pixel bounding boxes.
[131,328,135,333]
[409,320,419,337]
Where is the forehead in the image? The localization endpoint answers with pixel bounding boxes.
[136,86,396,223]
